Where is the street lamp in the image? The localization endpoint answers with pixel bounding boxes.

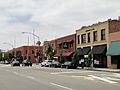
[22,31,41,63]
[22,31,40,44]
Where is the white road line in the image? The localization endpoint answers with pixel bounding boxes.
[71,75,94,80]
[89,75,118,84]
[26,76,35,80]
[50,83,74,90]
[50,71,94,75]
[13,72,19,75]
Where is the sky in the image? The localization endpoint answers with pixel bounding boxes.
[0,0,120,51]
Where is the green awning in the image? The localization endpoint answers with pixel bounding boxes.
[107,41,120,56]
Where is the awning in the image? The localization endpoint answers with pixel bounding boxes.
[92,44,107,54]
[62,52,73,57]
[106,41,120,56]
[77,47,91,55]
[54,52,73,57]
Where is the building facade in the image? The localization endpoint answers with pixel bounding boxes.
[43,34,76,61]
[55,34,76,61]
[43,40,57,56]
[76,19,120,68]
[106,20,120,69]
[13,46,43,63]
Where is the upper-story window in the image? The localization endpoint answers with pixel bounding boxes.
[59,44,62,49]
[81,34,86,43]
[93,31,97,42]
[87,33,90,43]
[77,35,80,44]
[32,50,34,54]
[63,42,68,49]
[101,29,106,40]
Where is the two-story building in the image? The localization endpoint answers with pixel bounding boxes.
[10,46,43,63]
[76,19,120,68]
[43,34,76,61]
[55,34,76,61]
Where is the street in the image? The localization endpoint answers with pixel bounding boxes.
[0,64,120,90]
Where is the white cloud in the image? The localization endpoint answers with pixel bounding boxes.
[0,0,120,50]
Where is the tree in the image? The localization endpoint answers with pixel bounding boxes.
[86,51,93,67]
[36,41,41,46]
[72,51,79,65]
[45,44,54,60]
[58,54,65,64]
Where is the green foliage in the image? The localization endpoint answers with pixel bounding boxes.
[58,54,66,64]
[45,44,54,60]
[36,41,41,46]
[86,51,93,67]
[72,51,79,65]
[16,53,23,62]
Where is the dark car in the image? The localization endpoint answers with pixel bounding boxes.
[11,60,20,67]
[61,61,77,69]
[22,60,32,66]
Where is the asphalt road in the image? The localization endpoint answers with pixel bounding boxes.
[0,64,120,90]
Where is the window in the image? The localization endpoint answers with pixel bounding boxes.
[93,31,97,42]
[59,44,62,49]
[26,50,27,54]
[77,35,80,44]
[101,29,106,40]
[81,34,86,43]
[51,44,54,47]
[87,33,90,43]
[32,50,34,54]
[63,42,68,49]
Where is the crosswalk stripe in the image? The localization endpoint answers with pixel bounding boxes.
[89,75,118,84]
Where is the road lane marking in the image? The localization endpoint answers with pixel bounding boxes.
[50,83,74,90]
[89,75,118,84]
[50,71,95,75]
[71,75,94,80]
[26,76,35,80]
[13,72,19,75]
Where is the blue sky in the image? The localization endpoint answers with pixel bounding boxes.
[0,0,120,50]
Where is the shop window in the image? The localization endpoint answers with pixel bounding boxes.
[111,59,117,64]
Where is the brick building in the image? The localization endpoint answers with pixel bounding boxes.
[106,20,120,69]
[55,34,76,61]
[76,19,120,68]
[43,34,76,61]
[12,46,43,63]
[43,40,57,56]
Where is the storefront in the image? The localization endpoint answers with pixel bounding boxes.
[107,41,120,69]
[77,46,91,60]
[92,44,107,68]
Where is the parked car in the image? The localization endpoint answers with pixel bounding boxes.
[50,61,61,68]
[61,61,77,69]
[22,60,32,67]
[11,60,20,67]
[41,60,52,67]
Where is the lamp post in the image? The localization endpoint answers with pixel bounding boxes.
[22,31,41,63]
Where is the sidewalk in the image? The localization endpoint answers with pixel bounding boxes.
[82,67,120,73]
